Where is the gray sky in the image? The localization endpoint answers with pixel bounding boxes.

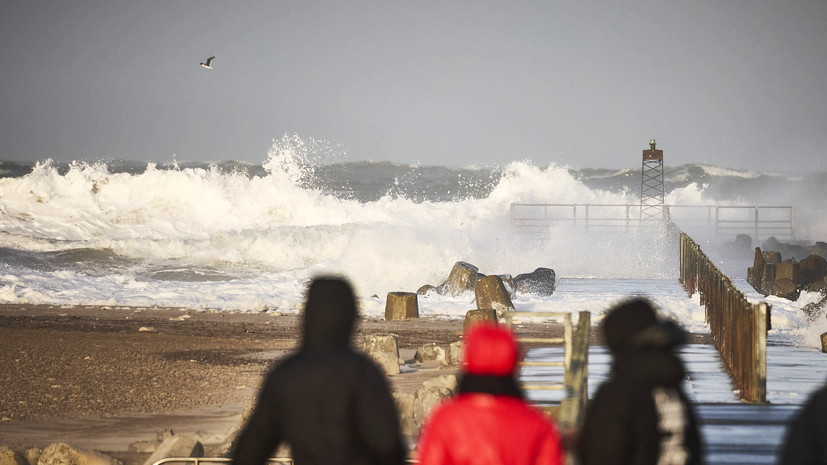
[1,1,826,171]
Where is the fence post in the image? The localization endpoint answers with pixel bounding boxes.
[752,302,768,403]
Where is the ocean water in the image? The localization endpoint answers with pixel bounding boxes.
[1,135,825,347]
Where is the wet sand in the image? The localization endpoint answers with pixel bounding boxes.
[0,304,520,462]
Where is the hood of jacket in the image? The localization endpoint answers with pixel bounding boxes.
[301,277,357,351]
[603,298,688,387]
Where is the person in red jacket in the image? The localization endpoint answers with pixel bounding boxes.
[416,322,563,465]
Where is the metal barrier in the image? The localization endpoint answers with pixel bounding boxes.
[679,232,769,403]
[510,203,795,240]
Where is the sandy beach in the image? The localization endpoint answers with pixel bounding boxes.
[0,303,559,463]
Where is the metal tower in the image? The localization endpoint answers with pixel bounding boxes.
[640,139,665,224]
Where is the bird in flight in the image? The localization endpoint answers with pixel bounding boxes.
[200,56,215,69]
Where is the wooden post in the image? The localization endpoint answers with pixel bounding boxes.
[752,302,768,403]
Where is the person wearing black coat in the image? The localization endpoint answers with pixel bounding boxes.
[778,382,827,465]
[232,277,407,465]
[577,298,702,465]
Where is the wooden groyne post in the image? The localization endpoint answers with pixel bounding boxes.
[679,233,769,403]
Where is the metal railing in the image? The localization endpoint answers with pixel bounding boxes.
[679,232,769,403]
[510,203,795,240]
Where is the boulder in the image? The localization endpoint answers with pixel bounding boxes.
[447,341,462,366]
[810,242,827,259]
[384,292,419,320]
[416,284,436,296]
[822,333,827,354]
[762,236,781,252]
[475,275,514,317]
[463,309,497,333]
[723,234,753,259]
[800,255,827,286]
[39,443,119,465]
[129,428,175,453]
[414,343,448,365]
[363,334,401,376]
[393,392,418,437]
[513,267,557,296]
[25,449,41,465]
[143,435,204,465]
[802,293,827,322]
[0,447,26,465]
[412,375,457,427]
[805,277,827,293]
[781,244,811,262]
[444,261,479,296]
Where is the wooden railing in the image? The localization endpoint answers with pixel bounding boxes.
[679,232,769,403]
[558,311,591,430]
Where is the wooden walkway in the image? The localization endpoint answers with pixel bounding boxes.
[521,343,825,464]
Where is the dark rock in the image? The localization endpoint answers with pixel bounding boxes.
[416,284,436,295]
[810,242,827,258]
[762,236,781,252]
[513,267,557,296]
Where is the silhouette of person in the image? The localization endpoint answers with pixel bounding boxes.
[778,382,827,464]
[416,322,563,465]
[232,276,406,465]
[577,298,702,465]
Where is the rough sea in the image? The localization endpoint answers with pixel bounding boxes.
[1,135,826,349]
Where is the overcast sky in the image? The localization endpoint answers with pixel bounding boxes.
[1,1,826,171]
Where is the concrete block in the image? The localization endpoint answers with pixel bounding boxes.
[385,292,419,320]
[800,255,827,285]
[463,309,497,333]
[445,261,479,296]
[364,334,401,376]
[775,262,800,284]
[475,275,514,317]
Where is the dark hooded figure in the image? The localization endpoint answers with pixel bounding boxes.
[232,277,407,465]
[577,298,702,465]
[778,382,827,465]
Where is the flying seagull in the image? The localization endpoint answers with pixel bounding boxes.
[200,56,215,69]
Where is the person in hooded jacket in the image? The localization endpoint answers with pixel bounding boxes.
[778,381,827,465]
[232,276,406,465]
[416,322,563,465]
[577,298,702,465]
